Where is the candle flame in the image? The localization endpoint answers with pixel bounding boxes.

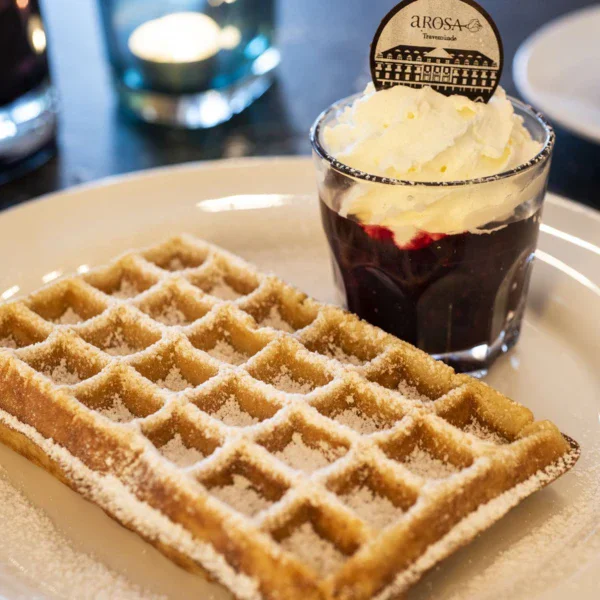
[128,12,222,63]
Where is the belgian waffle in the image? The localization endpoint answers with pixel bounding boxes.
[0,234,579,600]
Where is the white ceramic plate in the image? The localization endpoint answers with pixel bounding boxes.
[0,157,598,600]
[514,5,600,143]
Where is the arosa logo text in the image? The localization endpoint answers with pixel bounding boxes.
[410,15,483,33]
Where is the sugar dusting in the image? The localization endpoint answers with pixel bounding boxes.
[280,523,346,577]
[212,397,259,427]
[402,447,460,480]
[269,366,313,394]
[424,447,600,600]
[210,475,272,517]
[275,433,344,473]
[341,486,404,530]
[55,307,83,325]
[155,305,187,327]
[112,279,140,300]
[44,358,82,385]
[0,335,18,349]
[324,344,364,367]
[159,434,205,468]
[464,418,507,445]
[155,366,190,392]
[0,466,162,600]
[334,399,385,434]
[397,380,431,403]
[259,306,294,333]
[103,329,136,356]
[0,408,263,600]
[207,340,248,366]
[97,394,136,424]
[374,449,584,600]
[167,257,185,271]
[209,279,242,301]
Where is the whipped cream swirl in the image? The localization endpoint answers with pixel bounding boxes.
[321,84,545,245]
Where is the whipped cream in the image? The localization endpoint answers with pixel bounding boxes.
[321,84,545,244]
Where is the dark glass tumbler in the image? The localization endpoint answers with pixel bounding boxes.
[0,0,56,183]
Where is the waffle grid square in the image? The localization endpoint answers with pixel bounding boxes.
[0,234,579,600]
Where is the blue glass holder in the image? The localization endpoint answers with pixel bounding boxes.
[98,0,278,128]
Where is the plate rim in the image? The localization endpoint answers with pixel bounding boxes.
[2,156,600,224]
[513,4,600,144]
[0,156,309,219]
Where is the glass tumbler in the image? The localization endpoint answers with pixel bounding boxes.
[310,95,555,376]
[98,0,278,128]
[0,0,57,184]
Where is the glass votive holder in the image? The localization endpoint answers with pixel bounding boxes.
[98,0,279,128]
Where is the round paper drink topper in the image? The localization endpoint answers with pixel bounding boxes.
[370,0,504,103]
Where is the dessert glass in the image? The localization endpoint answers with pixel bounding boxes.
[310,94,555,376]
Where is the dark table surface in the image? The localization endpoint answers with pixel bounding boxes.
[2,0,599,211]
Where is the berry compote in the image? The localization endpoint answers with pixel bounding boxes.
[320,199,542,373]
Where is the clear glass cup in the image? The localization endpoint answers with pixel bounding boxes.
[310,94,555,377]
[98,0,278,128]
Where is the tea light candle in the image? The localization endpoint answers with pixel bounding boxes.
[128,12,221,64]
[127,12,231,92]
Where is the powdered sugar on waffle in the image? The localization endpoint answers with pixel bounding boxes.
[0,466,162,600]
[44,358,81,385]
[0,335,18,349]
[155,305,187,327]
[103,330,135,356]
[155,367,190,392]
[259,307,294,333]
[341,486,404,530]
[269,367,313,394]
[209,279,242,301]
[210,475,271,517]
[280,522,346,577]
[207,340,247,366]
[323,345,364,367]
[212,397,259,427]
[402,447,460,480]
[159,434,205,468]
[374,448,582,600]
[428,446,599,600]
[112,279,140,300]
[275,433,344,473]
[396,380,430,403]
[334,406,383,434]
[55,307,83,325]
[464,418,507,444]
[97,395,136,423]
[167,257,185,271]
[0,408,262,600]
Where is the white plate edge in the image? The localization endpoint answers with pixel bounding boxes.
[513,5,600,144]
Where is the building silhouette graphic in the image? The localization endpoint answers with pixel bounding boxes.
[374,44,499,101]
